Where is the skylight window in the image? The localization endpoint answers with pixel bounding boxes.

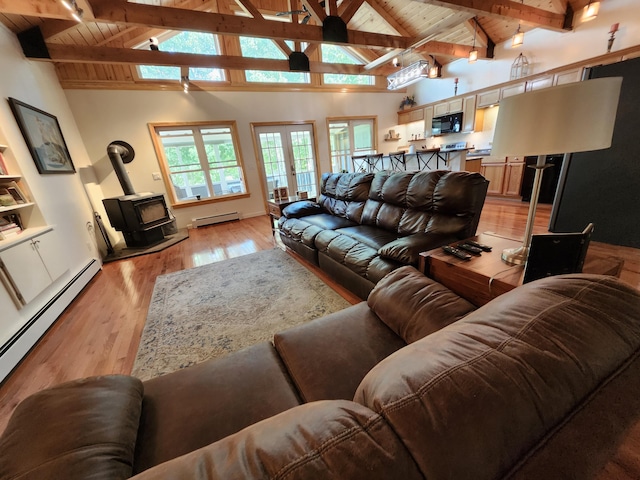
[138,31,225,82]
[321,44,374,86]
[239,37,310,84]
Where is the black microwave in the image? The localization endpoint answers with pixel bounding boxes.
[432,112,463,135]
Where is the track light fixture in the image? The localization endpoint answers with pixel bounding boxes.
[60,0,83,22]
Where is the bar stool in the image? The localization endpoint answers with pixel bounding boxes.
[389,151,407,171]
[352,153,383,173]
[415,150,433,171]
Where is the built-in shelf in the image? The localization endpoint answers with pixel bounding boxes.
[408,139,427,143]
[0,175,21,181]
[384,138,401,141]
[0,202,34,214]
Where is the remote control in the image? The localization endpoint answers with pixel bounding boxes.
[442,246,472,260]
[458,243,483,255]
[465,240,492,252]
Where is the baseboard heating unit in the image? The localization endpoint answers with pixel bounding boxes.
[192,212,240,228]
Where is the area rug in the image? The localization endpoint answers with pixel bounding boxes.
[132,248,351,380]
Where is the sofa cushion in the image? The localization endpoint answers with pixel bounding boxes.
[335,225,398,250]
[354,274,640,480]
[130,401,423,480]
[274,302,406,402]
[0,375,143,480]
[134,342,302,474]
[367,266,476,343]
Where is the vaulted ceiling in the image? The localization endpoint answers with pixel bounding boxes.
[0,0,590,90]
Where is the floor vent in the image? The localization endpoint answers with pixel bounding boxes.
[192,212,240,228]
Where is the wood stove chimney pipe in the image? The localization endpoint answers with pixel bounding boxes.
[107,140,136,196]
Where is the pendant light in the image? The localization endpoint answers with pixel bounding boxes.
[469,18,478,63]
[512,0,524,48]
[582,1,601,22]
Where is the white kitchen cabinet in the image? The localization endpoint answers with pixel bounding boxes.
[500,82,526,99]
[0,229,67,305]
[476,88,500,108]
[526,75,553,91]
[554,68,584,85]
[423,106,433,137]
[462,95,477,132]
[433,98,463,116]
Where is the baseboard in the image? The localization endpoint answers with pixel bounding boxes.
[0,259,102,383]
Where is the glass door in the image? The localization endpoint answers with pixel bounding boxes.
[328,117,376,172]
[253,124,318,200]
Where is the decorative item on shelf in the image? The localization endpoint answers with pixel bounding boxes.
[608,23,619,53]
[469,18,478,63]
[8,98,76,174]
[278,186,289,200]
[273,188,281,201]
[582,0,600,22]
[0,190,15,207]
[491,77,622,266]
[297,191,308,200]
[399,95,417,110]
[510,53,529,80]
[454,77,459,96]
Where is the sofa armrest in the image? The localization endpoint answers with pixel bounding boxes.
[378,233,457,265]
[367,266,476,343]
[0,375,143,480]
[282,200,322,218]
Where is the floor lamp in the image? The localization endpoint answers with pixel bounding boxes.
[491,77,623,265]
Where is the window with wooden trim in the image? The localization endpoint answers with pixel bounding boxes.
[149,122,248,207]
[239,37,310,84]
[321,45,374,86]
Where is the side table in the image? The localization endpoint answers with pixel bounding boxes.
[267,196,315,237]
[418,233,624,307]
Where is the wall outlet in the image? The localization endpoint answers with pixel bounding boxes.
[152,172,162,181]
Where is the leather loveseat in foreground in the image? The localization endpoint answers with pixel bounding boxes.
[278,170,489,298]
[2,267,640,479]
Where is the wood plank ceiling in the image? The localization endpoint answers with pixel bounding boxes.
[0,0,589,90]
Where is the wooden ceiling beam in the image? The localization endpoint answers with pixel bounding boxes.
[86,0,410,49]
[39,43,386,74]
[464,18,489,48]
[339,0,366,25]
[415,40,488,59]
[0,0,73,19]
[414,0,570,32]
[301,0,327,24]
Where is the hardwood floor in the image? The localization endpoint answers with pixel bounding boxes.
[0,197,638,432]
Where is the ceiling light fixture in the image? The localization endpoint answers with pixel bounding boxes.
[582,0,601,22]
[512,0,524,47]
[60,0,83,22]
[469,18,478,63]
[387,60,429,90]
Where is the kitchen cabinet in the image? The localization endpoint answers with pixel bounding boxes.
[433,98,463,117]
[398,107,424,125]
[554,68,583,85]
[423,106,433,137]
[461,95,477,132]
[0,229,67,306]
[500,82,526,99]
[480,156,524,198]
[503,157,525,196]
[477,88,500,108]
[526,75,553,91]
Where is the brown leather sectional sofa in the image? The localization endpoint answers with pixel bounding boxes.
[2,267,640,479]
[278,170,489,298]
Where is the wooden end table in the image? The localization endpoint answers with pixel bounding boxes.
[418,232,624,307]
[267,196,315,237]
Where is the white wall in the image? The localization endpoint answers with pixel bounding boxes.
[64,89,404,230]
[411,0,640,105]
[0,25,98,337]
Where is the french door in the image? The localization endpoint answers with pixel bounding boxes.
[253,124,319,199]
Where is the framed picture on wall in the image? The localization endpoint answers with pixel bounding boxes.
[7,98,76,174]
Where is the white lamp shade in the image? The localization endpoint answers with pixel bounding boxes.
[491,77,623,158]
